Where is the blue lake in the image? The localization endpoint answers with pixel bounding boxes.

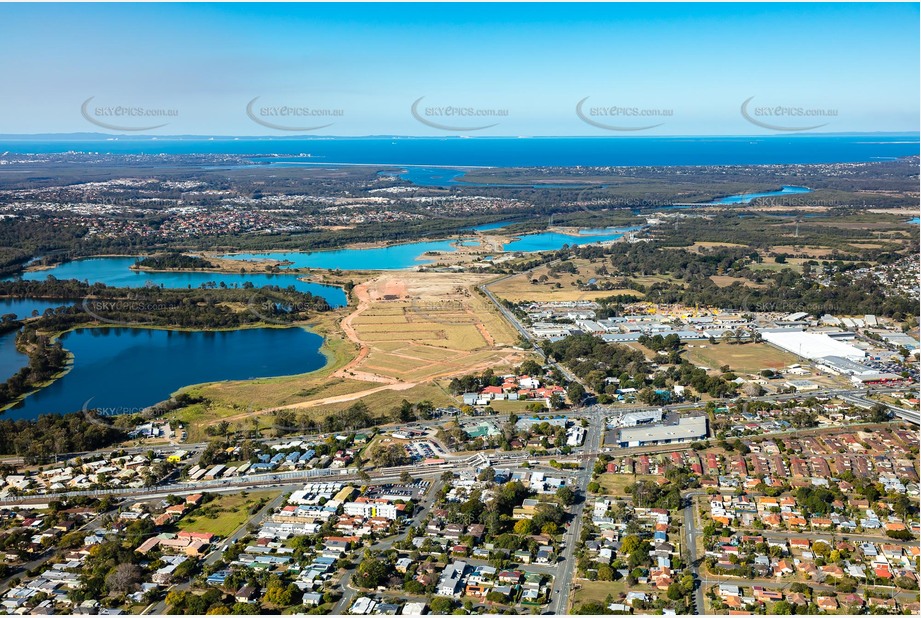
[0,300,79,385]
[468,221,516,232]
[9,257,346,307]
[0,297,76,319]
[383,167,470,187]
[709,185,811,205]
[222,239,459,270]
[0,331,28,384]
[503,227,640,252]
[2,326,327,421]
[224,226,642,267]
[909,217,920,224]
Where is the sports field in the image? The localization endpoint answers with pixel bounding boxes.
[683,342,799,374]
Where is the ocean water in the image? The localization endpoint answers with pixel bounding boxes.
[2,135,917,166]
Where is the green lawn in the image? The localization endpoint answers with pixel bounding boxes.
[487,399,542,413]
[176,490,279,537]
[595,473,660,496]
[570,579,628,610]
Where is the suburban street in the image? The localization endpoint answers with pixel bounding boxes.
[332,477,444,614]
[142,490,290,615]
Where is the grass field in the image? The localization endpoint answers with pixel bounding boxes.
[683,341,799,374]
[595,473,660,496]
[177,490,279,537]
[624,342,659,360]
[664,241,747,254]
[748,258,806,273]
[570,579,628,609]
[163,272,532,440]
[488,258,645,303]
[300,382,454,418]
[710,275,767,288]
[486,399,544,413]
[769,244,839,257]
[166,312,401,439]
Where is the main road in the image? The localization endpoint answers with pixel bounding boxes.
[683,491,707,615]
[478,273,587,390]
[550,410,604,614]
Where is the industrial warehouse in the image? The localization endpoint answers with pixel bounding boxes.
[617,415,708,447]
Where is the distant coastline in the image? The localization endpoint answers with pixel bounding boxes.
[1,135,917,167]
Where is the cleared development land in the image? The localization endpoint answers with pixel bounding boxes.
[169,272,528,438]
[348,272,525,383]
[489,257,645,302]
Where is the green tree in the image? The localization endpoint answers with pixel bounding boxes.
[429,597,455,614]
[513,519,532,535]
[556,485,576,506]
[353,558,389,589]
[769,601,793,615]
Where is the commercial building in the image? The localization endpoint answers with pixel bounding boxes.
[817,356,876,376]
[618,416,708,447]
[621,409,664,427]
[761,331,865,362]
[343,500,401,520]
[785,380,820,392]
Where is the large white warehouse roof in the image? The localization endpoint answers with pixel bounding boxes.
[761,331,865,361]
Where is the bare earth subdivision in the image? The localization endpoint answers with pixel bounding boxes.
[337,272,523,384]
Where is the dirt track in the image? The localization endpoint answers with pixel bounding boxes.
[332,277,401,384]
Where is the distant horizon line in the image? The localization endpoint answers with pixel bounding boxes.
[1,131,919,141]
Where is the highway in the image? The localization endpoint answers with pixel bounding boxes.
[839,392,920,425]
[1,392,908,508]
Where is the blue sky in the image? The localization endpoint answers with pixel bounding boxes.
[0,3,918,136]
